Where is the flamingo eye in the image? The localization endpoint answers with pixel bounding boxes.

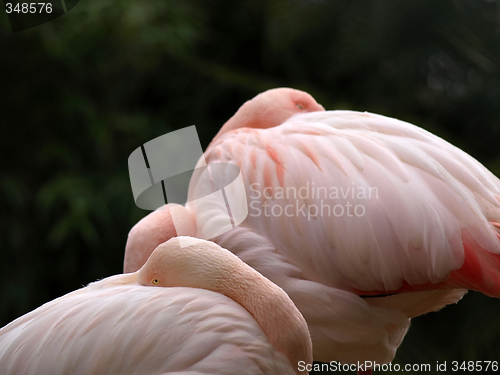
[296,103,305,110]
[151,278,161,286]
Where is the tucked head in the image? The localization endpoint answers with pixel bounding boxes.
[137,236,238,291]
[243,88,325,129]
[210,87,325,145]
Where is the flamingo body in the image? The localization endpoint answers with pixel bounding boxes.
[0,286,291,374]
[195,110,500,295]
[1,237,312,375]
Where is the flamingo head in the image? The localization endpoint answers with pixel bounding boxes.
[137,236,236,291]
[211,87,325,144]
[241,87,325,128]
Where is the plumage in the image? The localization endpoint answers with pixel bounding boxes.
[199,110,500,294]
[0,237,312,375]
[124,88,500,365]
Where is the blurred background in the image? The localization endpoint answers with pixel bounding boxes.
[1,0,500,373]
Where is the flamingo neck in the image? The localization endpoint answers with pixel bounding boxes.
[124,204,196,273]
[217,264,312,374]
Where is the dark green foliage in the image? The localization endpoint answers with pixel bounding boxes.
[1,1,499,373]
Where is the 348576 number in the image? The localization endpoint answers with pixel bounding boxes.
[5,3,53,14]
[452,361,499,372]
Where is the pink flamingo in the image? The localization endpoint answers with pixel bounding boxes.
[0,237,312,374]
[125,88,500,373]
